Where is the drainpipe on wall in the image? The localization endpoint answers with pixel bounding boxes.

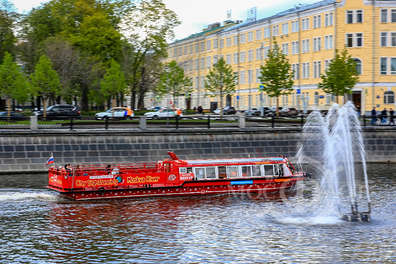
[372,0,377,110]
[297,11,302,111]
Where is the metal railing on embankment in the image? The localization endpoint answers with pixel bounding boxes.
[0,114,396,131]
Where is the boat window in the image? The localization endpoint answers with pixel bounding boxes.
[195,168,205,180]
[218,166,227,179]
[275,164,284,177]
[179,167,187,173]
[263,165,274,176]
[187,167,192,173]
[241,166,252,177]
[206,167,216,179]
[227,166,239,178]
[252,165,262,176]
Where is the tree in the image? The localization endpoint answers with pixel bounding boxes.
[0,0,16,61]
[319,49,359,103]
[120,0,180,109]
[205,57,238,116]
[259,42,294,116]
[31,55,61,119]
[0,52,30,117]
[100,59,127,108]
[156,60,192,108]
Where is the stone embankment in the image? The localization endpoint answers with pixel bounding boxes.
[0,128,395,173]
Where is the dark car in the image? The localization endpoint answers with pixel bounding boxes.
[35,104,81,120]
[244,108,261,116]
[214,106,237,115]
[0,111,26,120]
[281,107,299,117]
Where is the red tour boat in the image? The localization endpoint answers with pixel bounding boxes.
[48,152,305,200]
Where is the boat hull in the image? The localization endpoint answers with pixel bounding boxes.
[50,177,303,201]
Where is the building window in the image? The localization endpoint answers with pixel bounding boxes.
[313,37,321,52]
[392,32,396,46]
[292,64,299,80]
[239,71,246,84]
[302,18,309,30]
[381,57,388,74]
[292,21,299,32]
[325,59,331,71]
[346,33,362,47]
[206,40,211,50]
[233,35,239,46]
[220,39,224,49]
[324,35,333,49]
[248,32,253,42]
[256,48,262,60]
[347,10,354,24]
[302,62,310,79]
[314,92,319,105]
[392,9,396,22]
[356,33,363,47]
[292,41,299,54]
[226,37,231,47]
[226,54,231,64]
[213,39,218,49]
[256,30,262,40]
[282,43,289,55]
[233,53,239,64]
[356,10,363,23]
[381,32,388,46]
[313,15,321,28]
[314,61,321,78]
[392,58,396,74]
[240,33,246,44]
[302,39,309,53]
[273,25,279,36]
[264,27,270,38]
[256,69,261,83]
[381,9,388,23]
[240,52,246,63]
[384,91,395,104]
[282,23,289,35]
[248,50,253,62]
[325,13,333,26]
[353,58,362,75]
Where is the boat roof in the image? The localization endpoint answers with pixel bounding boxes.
[183,157,285,166]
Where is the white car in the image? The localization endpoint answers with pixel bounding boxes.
[95,107,134,120]
[144,109,177,119]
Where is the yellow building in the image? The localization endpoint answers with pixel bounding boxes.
[162,0,396,114]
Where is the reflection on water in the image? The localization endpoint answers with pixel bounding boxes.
[0,164,395,263]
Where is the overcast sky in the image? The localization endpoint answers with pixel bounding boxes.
[11,0,319,40]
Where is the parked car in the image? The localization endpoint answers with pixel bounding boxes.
[244,108,261,117]
[0,111,26,120]
[214,106,237,115]
[144,108,177,119]
[35,104,81,120]
[280,107,299,117]
[95,107,134,120]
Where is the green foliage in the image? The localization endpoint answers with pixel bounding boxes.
[205,57,237,114]
[259,42,294,98]
[259,42,294,115]
[30,55,61,100]
[156,60,192,102]
[319,49,359,97]
[0,0,16,60]
[0,52,30,103]
[100,59,127,101]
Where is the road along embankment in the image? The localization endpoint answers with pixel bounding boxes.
[0,128,394,173]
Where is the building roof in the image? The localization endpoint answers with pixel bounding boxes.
[171,0,335,45]
[222,0,335,33]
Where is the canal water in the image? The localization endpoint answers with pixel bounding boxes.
[0,164,394,263]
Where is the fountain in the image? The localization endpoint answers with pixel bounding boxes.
[296,102,371,222]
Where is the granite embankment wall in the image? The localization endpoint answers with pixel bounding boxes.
[0,129,395,173]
